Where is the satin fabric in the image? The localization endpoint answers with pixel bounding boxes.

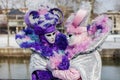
[29,51,101,80]
[70,51,101,80]
[29,53,81,80]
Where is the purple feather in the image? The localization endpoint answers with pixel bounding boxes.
[31,42,41,51]
[23,27,33,35]
[56,33,68,50]
[15,34,23,39]
[20,42,33,48]
[41,46,53,57]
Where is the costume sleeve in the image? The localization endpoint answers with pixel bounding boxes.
[30,53,48,79]
[48,53,80,80]
[29,53,47,74]
[30,53,60,80]
[70,51,102,80]
[47,52,81,80]
[52,68,81,80]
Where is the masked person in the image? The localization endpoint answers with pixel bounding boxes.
[15,5,68,79]
[63,3,113,80]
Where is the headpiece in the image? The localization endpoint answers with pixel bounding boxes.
[24,5,64,35]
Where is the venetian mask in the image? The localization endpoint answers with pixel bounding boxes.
[67,33,78,46]
[44,31,56,44]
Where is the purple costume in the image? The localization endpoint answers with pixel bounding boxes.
[15,6,69,80]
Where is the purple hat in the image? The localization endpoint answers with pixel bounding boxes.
[24,7,64,35]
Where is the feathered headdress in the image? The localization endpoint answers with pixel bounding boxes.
[24,5,64,35]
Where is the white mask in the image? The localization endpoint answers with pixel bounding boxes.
[67,33,76,46]
[45,31,56,44]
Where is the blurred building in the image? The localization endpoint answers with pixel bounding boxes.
[0,0,120,58]
[0,8,26,34]
[0,14,7,34]
[7,9,25,34]
[105,11,120,34]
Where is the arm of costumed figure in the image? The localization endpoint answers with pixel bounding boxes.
[46,33,81,80]
[48,53,81,80]
[50,2,90,80]
[52,2,92,80]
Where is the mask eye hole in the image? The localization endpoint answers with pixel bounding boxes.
[52,32,56,35]
[46,34,51,37]
[68,34,72,37]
